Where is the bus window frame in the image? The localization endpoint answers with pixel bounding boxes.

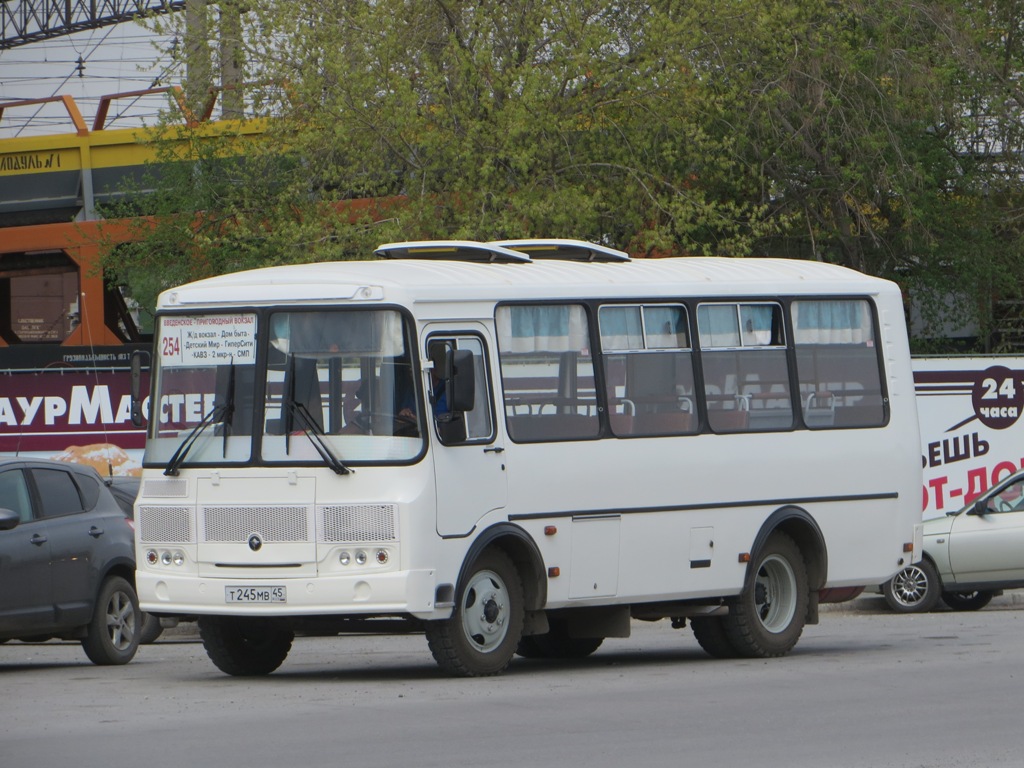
[597,301,699,438]
[788,296,891,431]
[494,294,891,442]
[495,300,602,444]
[142,304,429,471]
[424,331,498,447]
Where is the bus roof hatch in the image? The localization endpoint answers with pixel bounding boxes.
[374,240,532,263]
[491,239,631,262]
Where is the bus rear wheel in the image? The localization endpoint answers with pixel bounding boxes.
[516,618,604,659]
[199,617,294,676]
[426,549,524,677]
[722,531,808,658]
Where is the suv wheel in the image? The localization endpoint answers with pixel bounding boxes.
[81,576,141,665]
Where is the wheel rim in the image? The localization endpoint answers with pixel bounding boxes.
[460,569,510,654]
[105,590,137,650]
[754,554,798,633]
[890,565,929,608]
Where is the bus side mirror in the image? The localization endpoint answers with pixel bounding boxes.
[968,499,989,516]
[130,349,150,427]
[447,348,475,413]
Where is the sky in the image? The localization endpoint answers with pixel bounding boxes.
[0,21,177,139]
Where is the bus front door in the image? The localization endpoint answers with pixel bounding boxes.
[425,329,507,537]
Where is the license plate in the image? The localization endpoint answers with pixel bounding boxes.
[225,586,287,603]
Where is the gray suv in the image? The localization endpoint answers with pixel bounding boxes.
[0,458,142,664]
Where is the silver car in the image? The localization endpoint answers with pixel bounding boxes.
[884,470,1024,612]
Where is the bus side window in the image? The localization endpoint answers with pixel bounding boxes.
[428,335,494,445]
[598,303,697,438]
[497,304,600,443]
[698,302,792,433]
[791,300,886,429]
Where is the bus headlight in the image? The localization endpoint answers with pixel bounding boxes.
[339,551,351,566]
[149,549,186,567]
[355,550,367,565]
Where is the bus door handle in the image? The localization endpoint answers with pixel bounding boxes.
[484,446,505,454]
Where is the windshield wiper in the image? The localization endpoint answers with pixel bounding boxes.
[285,399,352,475]
[164,402,229,476]
[164,360,236,477]
[283,353,351,475]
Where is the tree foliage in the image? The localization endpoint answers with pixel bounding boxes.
[102,0,1024,350]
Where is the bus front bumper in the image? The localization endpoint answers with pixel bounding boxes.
[136,568,446,620]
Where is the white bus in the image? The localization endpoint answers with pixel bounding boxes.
[131,240,922,676]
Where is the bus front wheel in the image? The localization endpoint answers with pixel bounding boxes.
[723,531,808,658]
[425,548,525,677]
[199,616,294,676]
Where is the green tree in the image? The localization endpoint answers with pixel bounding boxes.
[667,0,1024,348]
[105,0,1024,351]
[102,0,781,313]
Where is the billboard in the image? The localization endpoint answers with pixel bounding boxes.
[915,356,1024,518]
[0,345,147,476]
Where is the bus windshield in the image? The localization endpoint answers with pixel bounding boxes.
[146,309,424,469]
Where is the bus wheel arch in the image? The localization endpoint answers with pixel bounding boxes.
[752,506,828,595]
[455,523,547,613]
[722,507,823,658]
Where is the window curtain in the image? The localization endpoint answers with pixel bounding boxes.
[497,304,589,353]
[271,310,406,357]
[599,306,643,351]
[697,305,740,348]
[792,300,871,344]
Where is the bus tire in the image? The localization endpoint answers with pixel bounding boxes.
[81,576,141,666]
[425,548,524,676]
[516,618,604,659]
[723,531,808,658]
[690,616,739,659]
[139,612,164,644]
[199,617,294,676]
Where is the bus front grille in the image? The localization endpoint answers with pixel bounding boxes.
[318,504,398,543]
[203,505,310,542]
[140,478,189,497]
[137,506,192,544]
[138,503,398,545]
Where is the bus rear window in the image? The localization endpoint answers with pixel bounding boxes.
[791,299,887,429]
